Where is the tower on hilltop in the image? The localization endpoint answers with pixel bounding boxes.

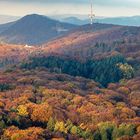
[89,0,95,25]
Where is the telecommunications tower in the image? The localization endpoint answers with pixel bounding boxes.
[89,0,95,24]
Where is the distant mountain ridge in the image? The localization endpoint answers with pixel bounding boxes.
[97,16,140,26]
[60,16,140,26]
[0,14,77,45]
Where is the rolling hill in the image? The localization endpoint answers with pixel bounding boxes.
[0,22,140,80]
[41,23,140,60]
[0,14,77,45]
[40,23,140,77]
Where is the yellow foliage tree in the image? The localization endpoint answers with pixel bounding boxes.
[117,63,134,79]
[70,126,77,135]
[17,105,28,117]
[54,121,67,133]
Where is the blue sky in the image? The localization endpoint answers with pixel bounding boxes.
[0,0,140,17]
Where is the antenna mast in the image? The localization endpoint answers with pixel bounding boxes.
[89,0,95,25]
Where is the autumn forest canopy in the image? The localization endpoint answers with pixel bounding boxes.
[0,40,139,140]
[20,55,134,87]
[0,12,140,140]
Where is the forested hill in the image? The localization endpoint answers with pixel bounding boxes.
[40,23,140,77]
[42,23,140,61]
[0,14,77,45]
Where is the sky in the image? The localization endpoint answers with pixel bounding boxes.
[0,0,140,17]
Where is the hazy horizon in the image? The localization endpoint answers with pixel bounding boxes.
[0,0,140,17]
[1,13,140,18]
